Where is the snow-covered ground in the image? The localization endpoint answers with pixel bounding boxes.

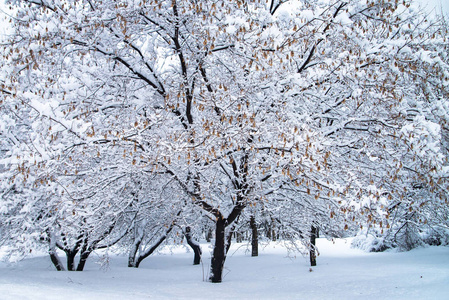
[0,238,448,300]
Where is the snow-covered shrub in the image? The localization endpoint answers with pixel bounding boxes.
[353,221,449,252]
[351,228,391,252]
[421,228,449,247]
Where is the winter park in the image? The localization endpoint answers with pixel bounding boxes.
[1,0,449,299]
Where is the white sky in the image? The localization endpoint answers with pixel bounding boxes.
[0,0,448,36]
[420,0,449,17]
[0,0,13,36]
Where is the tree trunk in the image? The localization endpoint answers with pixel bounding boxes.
[310,225,317,267]
[134,233,170,268]
[206,228,212,243]
[131,217,176,268]
[66,251,77,271]
[250,215,258,257]
[225,225,234,255]
[128,239,141,268]
[185,227,202,265]
[269,218,277,241]
[76,251,91,271]
[236,231,243,243]
[48,232,65,271]
[128,232,143,267]
[266,224,272,240]
[49,250,65,271]
[209,217,226,283]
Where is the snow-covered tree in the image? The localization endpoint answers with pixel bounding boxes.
[1,0,448,282]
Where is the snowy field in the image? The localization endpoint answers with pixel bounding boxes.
[0,238,448,300]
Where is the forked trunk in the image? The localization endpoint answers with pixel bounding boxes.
[134,233,170,268]
[128,237,142,267]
